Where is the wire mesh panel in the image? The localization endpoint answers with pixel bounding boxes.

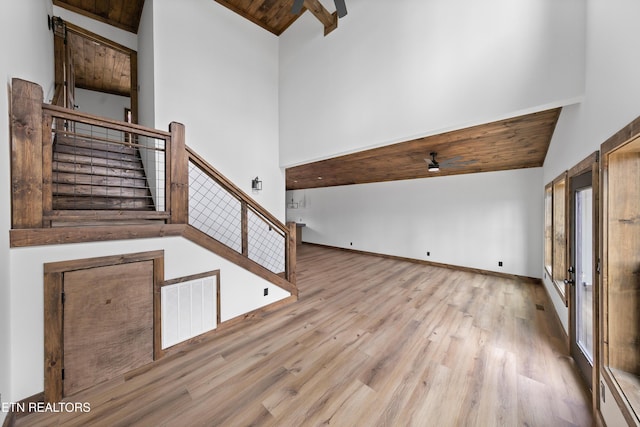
[189,162,242,253]
[51,118,165,211]
[248,208,286,274]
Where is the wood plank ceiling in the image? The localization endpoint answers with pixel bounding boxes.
[286,108,561,190]
[66,30,131,97]
[53,0,145,33]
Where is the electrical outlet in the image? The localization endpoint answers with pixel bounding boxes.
[263,288,268,296]
[350,242,353,246]
[498,261,503,267]
[427,251,430,256]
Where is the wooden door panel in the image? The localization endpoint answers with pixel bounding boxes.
[63,261,154,396]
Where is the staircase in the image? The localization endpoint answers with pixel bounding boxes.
[52,133,155,211]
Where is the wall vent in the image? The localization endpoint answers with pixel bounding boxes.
[161,276,216,349]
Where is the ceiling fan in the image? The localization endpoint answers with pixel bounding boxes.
[291,0,348,18]
[425,153,478,172]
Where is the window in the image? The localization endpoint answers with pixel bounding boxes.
[544,172,568,304]
[544,184,553,274]
[602,133,640,423]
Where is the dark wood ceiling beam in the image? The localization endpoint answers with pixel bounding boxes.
[303,0,338,35]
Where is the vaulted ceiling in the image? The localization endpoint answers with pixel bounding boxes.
[53,1,562,189]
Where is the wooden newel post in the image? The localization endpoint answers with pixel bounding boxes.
[286,221,298,295]
[169,122,188,224]
[11,78,44,229]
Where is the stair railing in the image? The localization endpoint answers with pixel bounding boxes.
[10,78,296,289]
[187,148,297,284]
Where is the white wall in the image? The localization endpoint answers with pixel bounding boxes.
[9,236,289,401]
[150,0,285,220]
[0,1,55,420]
[288,168,543,278]
[541,0,640,423]
[137,0,155,129]
[74,88,130,121]
[279,0,586,167]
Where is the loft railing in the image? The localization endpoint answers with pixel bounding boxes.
[10,78,296,289]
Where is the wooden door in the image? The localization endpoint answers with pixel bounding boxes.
[63,261,154,396]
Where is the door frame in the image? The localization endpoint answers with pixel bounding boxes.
[52,18,139,123]
[43,250,164,403]
[566,151,600,408]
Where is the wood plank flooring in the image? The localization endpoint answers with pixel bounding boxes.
[17,244,593,426]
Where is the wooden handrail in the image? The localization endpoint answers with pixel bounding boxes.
[186,146,289,235]
[43,104,171,139]
[11,77,296,292]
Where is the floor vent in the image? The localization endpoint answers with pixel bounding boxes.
[535,304,545,311]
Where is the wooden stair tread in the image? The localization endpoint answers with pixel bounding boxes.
[53,197,155,210]
[53,183,153,198]
[52,161,146,179]
[55,134,138,155]
[52,171,148,188]
[51,133,156,212]
[54,143,142,163]
[53,153,146,170]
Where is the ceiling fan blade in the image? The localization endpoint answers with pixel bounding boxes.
[334,0,347,17]
[291,0,304,15]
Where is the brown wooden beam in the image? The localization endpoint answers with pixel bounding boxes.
[303,0,338,35]
[11,79,44,229]
[169,122,188,224]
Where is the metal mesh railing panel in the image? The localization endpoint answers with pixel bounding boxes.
[51,118,165,211]
[248,208,285,274]
[188,162,242,253]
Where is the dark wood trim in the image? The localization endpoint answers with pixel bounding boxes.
[601,115,640,155]
[42,104,170,138]
[53,1,138,34]
[551,171,569,306]
[303,242,541,284]
[241,202,248,256]
[153,256,165,361]
[41,114,53,228]
[10,224,186,248]
[11,79,44,229]
[182,225,298,295]
[43,210,171,222]
[44,251,164,403]
[168,122,187,224]
[162,270,220,287]
[286,222,297,292]
[44,250,164,274]
[303,0,338,35]
[43,272,63,403]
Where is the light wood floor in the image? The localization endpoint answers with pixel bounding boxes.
[18,244,593,426]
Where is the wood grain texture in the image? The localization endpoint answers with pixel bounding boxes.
[53,0,144,33]
[22,245,592,426]
[214,0,302,36]
[286,108,561,190]
[169,122,188,224]
[11,79,44,228]
[62,261,154,396]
